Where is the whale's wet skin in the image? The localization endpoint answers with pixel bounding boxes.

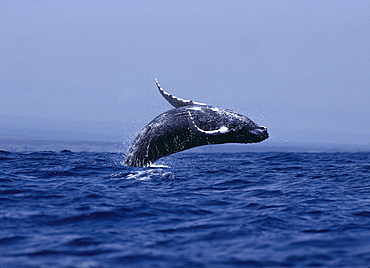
[125,80,269,167]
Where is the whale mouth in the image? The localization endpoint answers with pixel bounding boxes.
[234,127,269,143]
[252,127,269,141]
[260,128,269,140]
[260,126,268,135]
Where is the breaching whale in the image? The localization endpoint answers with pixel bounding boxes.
[124,80,269,167]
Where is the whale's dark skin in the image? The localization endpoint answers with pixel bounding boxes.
[124,80,269,167]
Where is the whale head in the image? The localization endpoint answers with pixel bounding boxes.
[187,106,268,145]
[228,119,269,144]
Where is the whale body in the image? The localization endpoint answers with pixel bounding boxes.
[124,80,269,167]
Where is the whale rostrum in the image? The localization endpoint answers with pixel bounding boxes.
[124,80,269,167]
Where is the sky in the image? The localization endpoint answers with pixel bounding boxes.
[0,0,369,148]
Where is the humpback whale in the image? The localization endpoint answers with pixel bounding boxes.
[124,80,269,167]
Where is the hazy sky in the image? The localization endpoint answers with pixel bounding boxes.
[1,1,369,146]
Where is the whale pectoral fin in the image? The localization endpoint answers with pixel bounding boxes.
[155,79,206,108]
[187,111,229,136]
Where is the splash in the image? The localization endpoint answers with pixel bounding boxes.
[110,169,174,181]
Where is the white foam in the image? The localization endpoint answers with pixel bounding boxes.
[149,164,171,168]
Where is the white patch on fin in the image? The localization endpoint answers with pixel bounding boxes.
[155,79,206,108]
[187,111,229,136]
[188,106,203,111]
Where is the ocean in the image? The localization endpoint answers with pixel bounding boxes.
[0,150,369,267]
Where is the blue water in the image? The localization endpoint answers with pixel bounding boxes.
[0,151,369,267]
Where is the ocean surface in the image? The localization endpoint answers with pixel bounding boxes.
[0,150,369,268]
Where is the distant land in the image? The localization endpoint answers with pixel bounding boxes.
[1,134,369,153]
[0,135,124,152]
